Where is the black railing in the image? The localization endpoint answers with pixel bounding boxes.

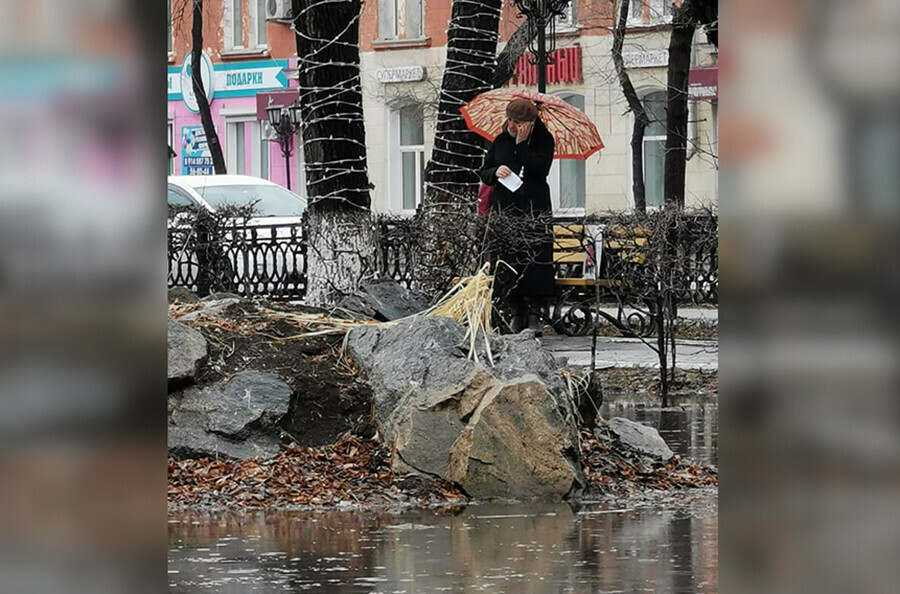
[372,216,418,291]
[544,214,718,305]
[167,213,717,305]
[167,221,307,299]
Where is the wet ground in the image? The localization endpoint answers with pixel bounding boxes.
[602,399,718,467]
[169,491,717,593]
[169,397,718,593]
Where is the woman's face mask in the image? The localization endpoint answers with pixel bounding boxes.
[507,119,527,136]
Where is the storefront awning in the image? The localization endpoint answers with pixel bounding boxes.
[256,89,299,121]
[689,66,718,100]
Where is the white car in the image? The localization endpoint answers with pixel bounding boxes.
[166,175,308,296]
[167,174,307,223]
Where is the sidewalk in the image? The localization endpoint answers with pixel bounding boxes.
[540,335,718,371]
[594,306,718,324]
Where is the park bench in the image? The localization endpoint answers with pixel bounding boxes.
[548,222,654,336]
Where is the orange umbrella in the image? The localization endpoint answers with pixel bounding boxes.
[460,88,604,160]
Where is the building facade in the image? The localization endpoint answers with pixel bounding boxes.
[168,1,718,213]
[359,0,718,215]
[167,0,306,192]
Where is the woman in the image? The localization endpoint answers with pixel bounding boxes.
[479,98,555,335]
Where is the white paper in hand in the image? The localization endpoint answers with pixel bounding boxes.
[498,170,523,193]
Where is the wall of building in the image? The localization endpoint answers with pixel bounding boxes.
[360,0,718,215]
[168,0,298,189]
[166,1,717,212]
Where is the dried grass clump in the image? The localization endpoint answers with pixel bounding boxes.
[422,262,495,365]
[172,263,498,364]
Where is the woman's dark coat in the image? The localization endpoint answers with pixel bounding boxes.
[479,117,556,299]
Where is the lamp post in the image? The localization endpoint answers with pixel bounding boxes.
[512,0,570,93]
[266,103,302,192]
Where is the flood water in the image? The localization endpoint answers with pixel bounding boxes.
[169,398,718,593]
[601,400,718,467]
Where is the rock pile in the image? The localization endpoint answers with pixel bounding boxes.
[346,316,583,502]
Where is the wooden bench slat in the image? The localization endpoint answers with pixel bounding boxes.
[554,238,585,250]
[553,225,583,237]
[555,278,626,288]
[554,252,586,263]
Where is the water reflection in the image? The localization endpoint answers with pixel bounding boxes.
[600,400,718,466]
[168,494,718,593]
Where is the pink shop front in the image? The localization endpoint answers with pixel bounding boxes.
[167,53,304,194]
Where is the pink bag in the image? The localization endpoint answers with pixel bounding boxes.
[477,183,494,216]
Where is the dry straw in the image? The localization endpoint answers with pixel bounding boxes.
[419,261,495,365]
[263,262,498,363]
[173,264,499,364]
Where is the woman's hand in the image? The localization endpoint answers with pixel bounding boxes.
[496,165,512,178]
[515,121,533,144]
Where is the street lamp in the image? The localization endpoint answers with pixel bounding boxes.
[266,103,302,192]
[512,0,570,93]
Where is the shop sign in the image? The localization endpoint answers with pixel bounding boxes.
[689,66,718,100]
[215,60,289,97]
[512,45,583,86]
[375,66,427,84]
[181,126,214,175]
[622,50,669,69]
[179,52,215,113]
[168,58,289,105]
[256,89,300,120]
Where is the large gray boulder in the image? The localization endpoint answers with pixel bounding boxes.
[606,417,674,462]
[341,278,430,321]
[177,297,243,322]
[168,371,291,460]
[168,425,283,460]
[167,318,208,384]
[168,286,199,304]
[345,316,582,501]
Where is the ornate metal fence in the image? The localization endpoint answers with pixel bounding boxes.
[167,221,307,299]
[167,212,716,305]
[371,216,418,290]
[678,215,718,304]
[553,214,718,305]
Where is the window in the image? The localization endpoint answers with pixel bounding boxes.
[389,104,425,212]
[260,126,270,180]
[225,117,264,177]
[711,100,718,160]
[556,1,576,32]
[168,120,175,174]
[167,0,173,55]
[378,0,424,41]
[194,184,306,217]
[630,0,643,21]
[167,186,196,207]
[640,90,667,207]
[294,142,306,195]
[628,0,673,26]
[257,0,268,47]
[549,93,586,212]
[225,0,268,51]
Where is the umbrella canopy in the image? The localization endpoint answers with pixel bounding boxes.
[460,88,604,160]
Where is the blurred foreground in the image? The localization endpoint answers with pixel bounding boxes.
[0,0,897,592]
[721,1,900,593]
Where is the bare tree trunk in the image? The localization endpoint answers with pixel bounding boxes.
[293,0,374,306]
[423,0,502,204]
[191,0,226,174]
[612,0,648,212]
[656,293,669,406]
[413,0,502,296]
[692,0,718,47]
[663,0,696,207]
[659,2,697,394]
